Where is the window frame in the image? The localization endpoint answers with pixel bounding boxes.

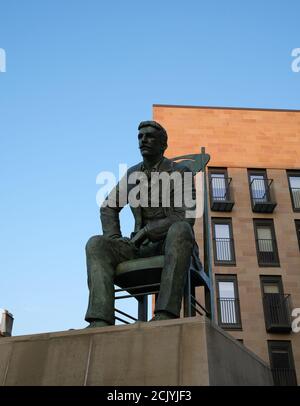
[287,170,300,212]
[253,219,280,267]
[268,341,296,370]
[248,168,270,204]
[260,276,292,333]
[260,275,284,295]
[208,167,231,202]
[268,340,297,386]
[211,217,236,266]
[215,274,242,330]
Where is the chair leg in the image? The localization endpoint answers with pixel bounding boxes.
[190,284,196,317]
[184,271,196,317]
[137,295,148,321]
[204,285,212,319]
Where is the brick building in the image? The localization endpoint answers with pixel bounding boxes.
[153,104,300,386]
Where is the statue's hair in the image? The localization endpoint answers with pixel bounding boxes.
[138,120,168,151]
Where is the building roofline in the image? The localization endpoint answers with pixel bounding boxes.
[153,104,300,113]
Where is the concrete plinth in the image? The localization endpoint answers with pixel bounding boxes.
[0,318,273,386]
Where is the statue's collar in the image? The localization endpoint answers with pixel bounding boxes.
[139,157,173,173]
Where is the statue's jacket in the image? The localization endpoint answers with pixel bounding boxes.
[101,157,202,272]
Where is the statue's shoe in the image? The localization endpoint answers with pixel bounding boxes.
[86,320,111,328]
[150,311,177,321]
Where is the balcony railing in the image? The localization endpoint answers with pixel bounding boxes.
[213,238,235,264]
[272,368,297,386]
[256,238,279,266]
[291,187,300,210]
[250,178,277,213]
[263,294,292,333]
[217,298,241,329]
[209,177,234,212]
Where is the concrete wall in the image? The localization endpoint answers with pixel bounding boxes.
[206,320,273,385]
[0,318,272,386]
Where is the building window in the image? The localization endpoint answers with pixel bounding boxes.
[216,274,242,329]
[268,341,297,386]
[212,218,236,265]
[287,171,300,211]
[208,168,234,211]
[253,219,280,266]
[260,276,292,333]
[247,169,276,213]
[295,220,300,251]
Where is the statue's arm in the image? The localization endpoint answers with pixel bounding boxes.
[100,177,127,239]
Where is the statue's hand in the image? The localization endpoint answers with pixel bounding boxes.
[115,237,131,243]
[110,235,136,246]
[130,227,148,248]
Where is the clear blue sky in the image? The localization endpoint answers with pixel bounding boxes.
[0,1,299,336]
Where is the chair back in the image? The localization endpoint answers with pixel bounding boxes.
[171,150,210,175]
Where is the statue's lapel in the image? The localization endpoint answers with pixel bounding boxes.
[158,157,174,173]
[129,158,173,232]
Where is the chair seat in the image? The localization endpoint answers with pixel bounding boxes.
[115,255,164,295]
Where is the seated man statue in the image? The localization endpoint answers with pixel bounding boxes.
[85,120,200,327]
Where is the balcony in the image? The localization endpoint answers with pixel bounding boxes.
[213,238,235,265]
[263,294,292,333]
[249,178,277,213]
[217,298,242,329]
[209,177,235,212]
[256,238,280,266]
[272,368,297,386]
[291,187,300,210]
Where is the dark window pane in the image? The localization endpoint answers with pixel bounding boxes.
[272,351,290,369]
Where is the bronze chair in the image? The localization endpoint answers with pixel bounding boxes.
[114,148,213,324]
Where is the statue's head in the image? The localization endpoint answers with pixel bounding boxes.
[138,121,168,158]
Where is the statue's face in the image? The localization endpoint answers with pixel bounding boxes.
[138,126,163,158]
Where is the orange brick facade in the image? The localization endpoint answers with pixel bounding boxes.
[153,104,300,385]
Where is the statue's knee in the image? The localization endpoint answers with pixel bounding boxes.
[168,221,193,243]
[85,235,106,254]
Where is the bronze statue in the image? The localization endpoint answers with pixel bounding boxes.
[85,121,200,327]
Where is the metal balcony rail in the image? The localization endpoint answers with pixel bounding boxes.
[271,368,298,386]
[210,177,232,201]
[263,294,292,331]
[256,238,278,264]
[249,178,276,213]
[214,238,233,262]
[291,187,300,209]
[217,298,241,326]
[250,178,272,202]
